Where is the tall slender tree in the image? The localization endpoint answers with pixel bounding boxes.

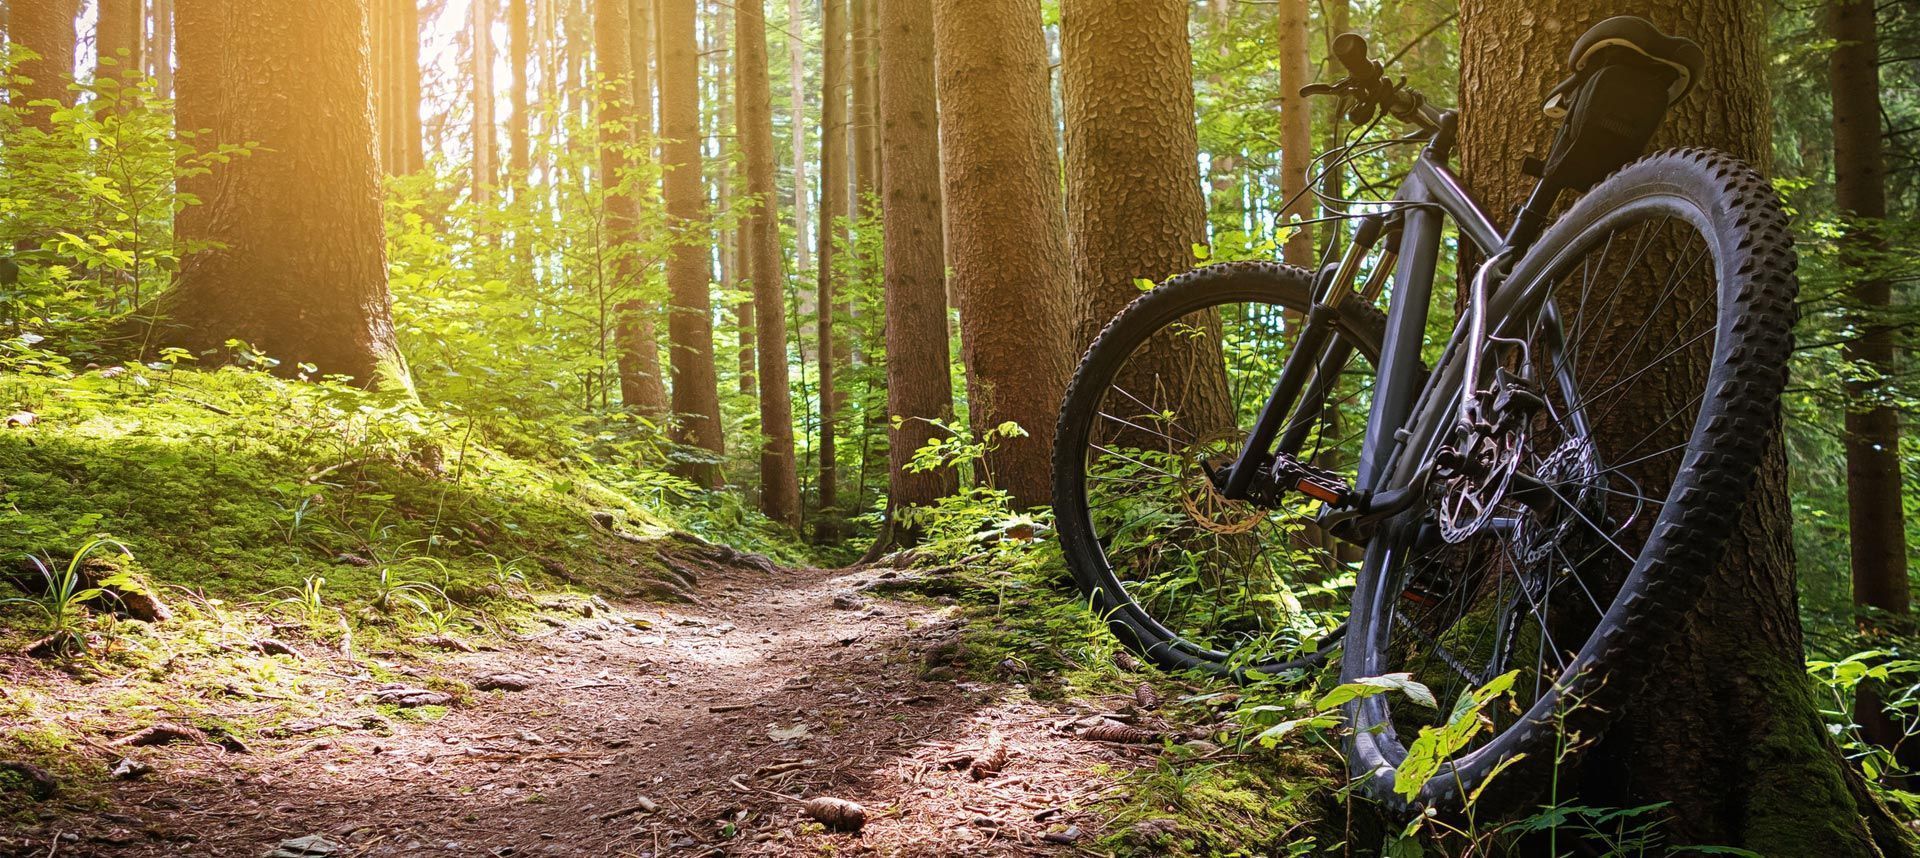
[850,0,878,208]
[162,0,409,389]
[13,0,80,129]
[473,0,498,201]
[787,0,811,274]
[149,0,174,97]
[660,0,725,484]
[509,0,531,178]
[1829,0,1912,763]
[1060,0,1230,434]
[1275,0,1314,267]
[736,0,803,527]
[873,0,955,550]
[932,0,1072,509]
[629,0,654,136]
[596,0,669,415]
[815,0,849,540]
[1460,1,1910,851]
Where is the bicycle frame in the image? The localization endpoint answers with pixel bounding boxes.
[1223,116,1566,532]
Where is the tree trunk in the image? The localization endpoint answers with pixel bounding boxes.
[736,0,802,527]
[659,0,725,485]
[95,0,143,86]
[850,0,878,209]
[629,0,653,137]
[875,0,956,546]
[473,0,497,201]
[13,0,79,129]
[509,0,531,178]
[1459,2,1912,853]
[932,0,1072,510]
[150,0,174,98]
[815,0,848,541]
[597,0,669,416]
[161,0,409,389]
[787,0,810,274]
[1060,0,1232,436]
[398,0,422,173]
[1275,0,1313,267]
[1829,0,1913,766]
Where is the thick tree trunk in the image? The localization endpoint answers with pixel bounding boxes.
[1060,0,1232,436]
[875,0,956,544]
[736,0,803,527]
[13,0,79,129]
[161,0,409,389]
[510,0,531,178]
[815,0,848,541]
[1829,0,1913,764]
[473,0,498,201]
[932,0,1072,509]
[95,0,143,86]
[1274,0,1313,267]
[597,0,669,416]
[1460,2,1912,853]
[659,0,725,485]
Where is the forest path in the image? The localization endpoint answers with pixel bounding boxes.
[29,555,1150,857]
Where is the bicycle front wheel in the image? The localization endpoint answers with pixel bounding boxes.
[1342,149,1798,813]
[1052,262,1389,677]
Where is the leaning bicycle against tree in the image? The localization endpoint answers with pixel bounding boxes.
[1052,16,1796,813]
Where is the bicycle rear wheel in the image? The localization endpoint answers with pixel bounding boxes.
[1052,262,1388,676]
[1342,149,1798,813]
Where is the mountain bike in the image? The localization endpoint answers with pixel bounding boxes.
[1051,16,1796,812]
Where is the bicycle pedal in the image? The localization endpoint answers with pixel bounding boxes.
[1269,453,1352,506]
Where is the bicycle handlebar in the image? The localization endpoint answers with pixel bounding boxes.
[1318,32,1445,133]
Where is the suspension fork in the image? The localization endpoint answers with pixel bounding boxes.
[1222,215,1392,501]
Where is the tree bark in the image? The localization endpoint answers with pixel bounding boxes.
[1829,0,1913,766]
[95,0,143,86]
[659,0,725,485]
[150,0,174,98]
[629,0,653,137]
[1459,1,1912,853]
[787,0,810,275]
[736,0,803,527]
[597,0,669,416]
[875,0,956,544]
[850,0,878,211]
[510,0,531,178]
[1060,0,1232,436]
[161,0,409,389]
[1275,0,1313,267]
[13,0,79,129]
[473,0,498,201]
[932,0,1072,509]
[815,0,848,541]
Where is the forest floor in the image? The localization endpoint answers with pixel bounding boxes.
[0,547,1290,858]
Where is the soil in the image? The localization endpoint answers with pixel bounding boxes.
[0,557,1179,857]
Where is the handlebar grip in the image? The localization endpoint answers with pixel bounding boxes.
[1332,33,1374,79]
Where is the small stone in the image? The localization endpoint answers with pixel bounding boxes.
[1041,826,1082,845]
[108,758,153,781]
[830,592,866,610]
[477,673,534,692]
[263,834,342,858]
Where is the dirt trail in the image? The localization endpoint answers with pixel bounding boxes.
[5,557,1167,857]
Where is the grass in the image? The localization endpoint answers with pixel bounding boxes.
[0,363,803,818]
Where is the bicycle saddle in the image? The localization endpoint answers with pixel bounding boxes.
[1543,16,1705,118]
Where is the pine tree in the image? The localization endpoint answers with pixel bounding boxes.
[659,0,726,485]
[814,0,849,541]
[932,0,1072,508]
[13,0,80,129]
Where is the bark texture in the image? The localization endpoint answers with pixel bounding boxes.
[786,0,811,274]
[1829,0,1913,763]
[150,0,174,97]
[659,0,725,484]
[95,0,143,85]
[932,0,1072,509]
[162,0,409,388]
[736,0,803,527]
[850,0,878,210]
[815,0,848,540]
[1275,0,1314,267]
[13,0,79,128]
[597,0,669,416]
[1060,0,1231,435]
[876,0,957,535]
[1459,1,1912,853]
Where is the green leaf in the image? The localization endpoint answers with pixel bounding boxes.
[1315,673,1437,711]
